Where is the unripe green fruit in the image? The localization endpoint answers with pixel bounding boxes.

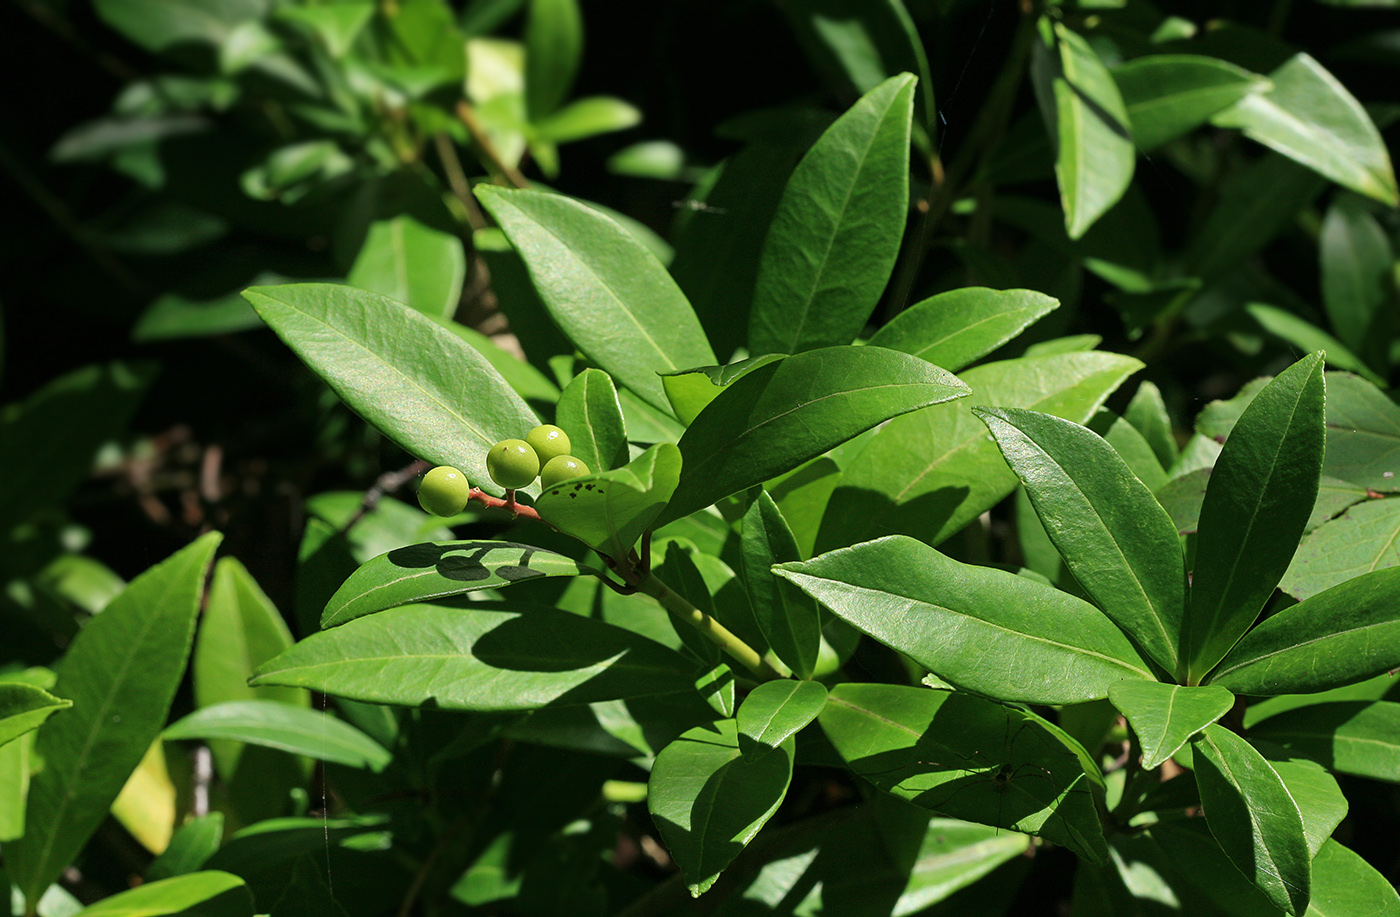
[417,466,471,516]
[487,439,540,489]
[525,424,572,465]
[540,455,590,489]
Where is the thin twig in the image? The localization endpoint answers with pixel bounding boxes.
[455,100,529,189]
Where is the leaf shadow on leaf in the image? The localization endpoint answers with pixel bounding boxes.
[814,484,972,554]
[386,542,550,585]
[1039,37,1135,148]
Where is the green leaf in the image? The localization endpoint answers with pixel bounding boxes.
[976,407,1184,674]
[1211,53,1399,206]
[1124,381,1177,472]
[0,684,71,749]
[1113,54,1269,150]
[1255,744,1348,858]
[72,870,252,917]
[132,287,270,342]
[867,288,1059,373]
[555,368,628,472]
[524,0,581,120]
[1209,566,1400,695]
[648,719,795,896]
[776,536,1154,704]
[438,319,561,405]
[533,96,641,143]
[1092,409,1167,491]
[1320,196,1396,365]
[6,533,222,908]
[1307,839,1400,917]
[164,701,391,772]
[660,354,785,427]
[1191,724,1310,916]
[748,74,915,356]
[818,684,1107,864]
[321,540,589,628]
[1034,21,1135,238]
[1283,497,1400,600]
[1107,681,1234,769]
[735,679,827,758]
[474,187,716,414]
[740,492,822,678]
[347,216,466,321]
[1324,372,1400,492]
[1249,701,1400,782]
[1244,303,1386,386]
[658,346,969,527]
[1184,352,1325,684]
[251,603,696,711]
[93,0,265,52]
[276,4,374,57]
[535,443,681,560]
[147,814,225,881]
[818,351,1143,552]
[243,284,540,497]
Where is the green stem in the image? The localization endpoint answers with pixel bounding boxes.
[636,571,780,680]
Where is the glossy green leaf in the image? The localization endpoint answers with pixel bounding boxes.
[817,351,1142,552]
[277,4,373,57]
[1107,681,1233,769]
[0,684,71,749]
[1323,372,1400,492]
[1283,497,1400,600]
[524,0,581,119]
[1184,352,1325,684]
[1307,839,1400,917]
[776,536,1153,704]
[977,407,1184,674]
[347,216,465,321]
[321,540,589,628]
[535,443,681,560]
[1212,53,1399,206]
[165,700,390,772]
[1245,303,1385,385]
[1114,54,1269,149]
[1250,701,1400,782]
[534,96,641,143]
[648,719,795,896]
[653,539,724,667]
[93,0,263,51]
[740,492,821,678]
[819,684,1107,864]
[1209,566,1400,695]
[555,368,627,472]
[147,814,225,881]
[658,346,968,527]
[244,284,540,497]
[660,354,785,427]
[736,680,827,758]
[1255,744,1348,858]
[748,74,915,355]
[252,603,696,711]
[1034,21,1135,238]
[73,870,252,917]
[6,533,222,908]
[867,288,1058,373]
[1192,724,1311,914]
[1321,195,1396,365]
[438,319,561,405]
[1092,409,1167,491]
[475,187,715,413]
[1124,381,1177,471]
[132,288,268,342]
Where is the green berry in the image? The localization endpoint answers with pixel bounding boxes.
[417,466,471,516]
[525,424,572,465]
[487,439,540,489]
[540,455,590,489]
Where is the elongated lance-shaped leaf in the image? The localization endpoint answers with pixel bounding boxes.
[252,603,697,711]
[1108,681,1234,769]
[0,684,71,749]
[1192,724,1311,915]
[71,871,252,917]
[649,719,795,897]
[555,368,628,472]
[867,287,1059,374]
[524,0,581,120]
[748,73,914,356]
[819,684,1107,864]
[776,536,1153,704]
[1321,195,1395,366]
[1208,565,1400,695]
[740,491,821,678]
[1113,54,1270,151]
[657,346,968,527]
[1184,352,1325,684]
[6,533,222,909]
[661,354,785,427]
[321,540,591,628]
[475,187,716,414]
[1249,701,1400,783]
[1033,20,1135,239]
[243,284,540,497]
[164,700,391,772]
[976,407,1184,674]
[535,443,681,561]
[347,215,465,320]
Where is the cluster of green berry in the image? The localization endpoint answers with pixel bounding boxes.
[416,424,592,516]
